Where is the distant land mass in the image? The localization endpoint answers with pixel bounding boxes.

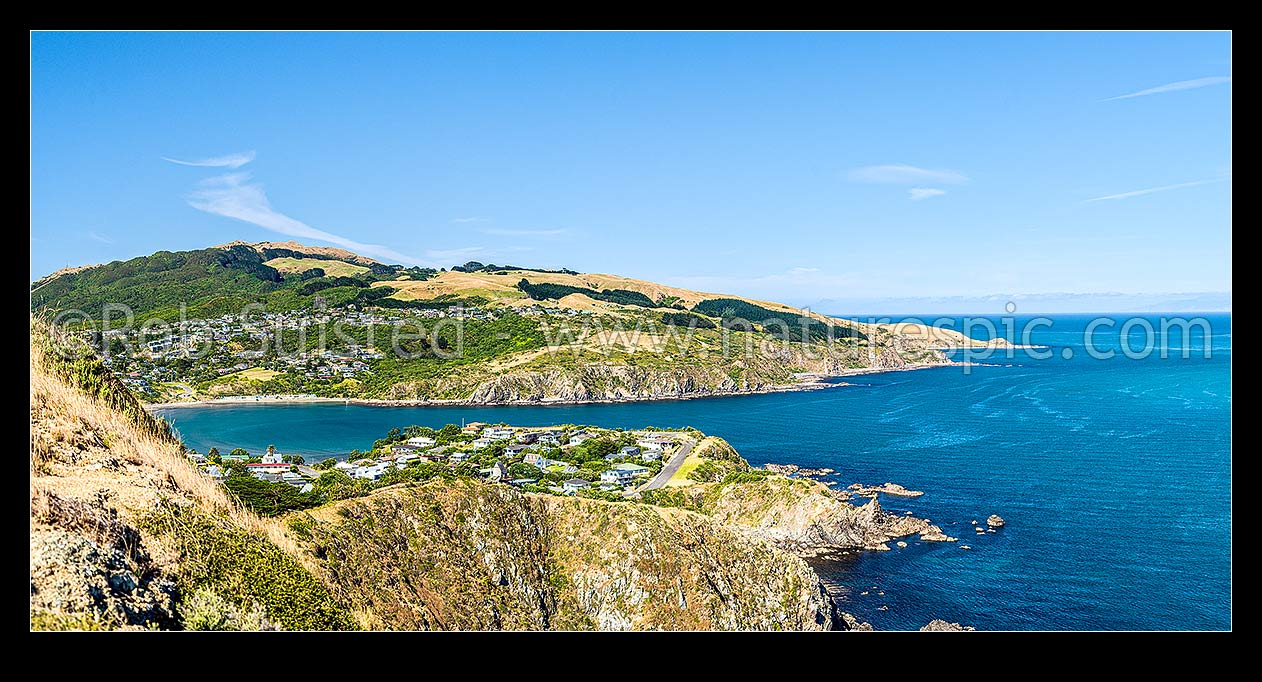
[30,240,1006,405]
[808,291,1232,316]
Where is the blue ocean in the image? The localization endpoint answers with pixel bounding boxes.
[156,313,1232,630]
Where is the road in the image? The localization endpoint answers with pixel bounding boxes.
[639,439,694,491]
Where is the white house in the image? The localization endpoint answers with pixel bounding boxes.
[563,478,590,493]
[484,427,515,441]
[483,461,510,481]
[334,461,356,472]
[471,437,497,449]
[406,436,436,447]
[353,462,391,480]
[449,452,470,464]
[600,469,635,486]
[641,450,661,462]
[261,451,283,465]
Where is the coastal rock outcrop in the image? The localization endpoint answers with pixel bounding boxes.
[920,619,976,631]
[848,482,925,497]
[695,476,956,554]
[987,514,1005,528]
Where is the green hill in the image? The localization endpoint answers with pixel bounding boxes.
[31,240,970,404]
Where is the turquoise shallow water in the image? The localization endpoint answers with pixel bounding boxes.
[157,313,1231,630]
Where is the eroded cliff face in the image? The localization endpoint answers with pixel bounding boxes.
[377,339,949,404]
[296,481,843,631]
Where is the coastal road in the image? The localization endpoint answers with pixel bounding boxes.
[640,440,694,491]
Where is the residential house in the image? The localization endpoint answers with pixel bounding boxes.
[637,436,675,451]
[615,463,651,477]
[537,432,561,447]
[406,436,436,447]
[252,472,283,483]
[484,427,515,441]
[516,432,538,444]
[619,446,641,458]
[471,437,497,449]
[509,478,537,488]
[563,478,591,493]
[599,469,635,486]
[353,462,391,481]
[504,444,529,457]
[641,450,662,462]
[462,422,488,435]
[483,461,510,481]
[568,432,593,446]
[244,462,289,474]
[205,465,224,479]
[449,452,470,464]
[261,451,283,465]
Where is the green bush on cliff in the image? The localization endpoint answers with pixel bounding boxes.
[143,506,357,631]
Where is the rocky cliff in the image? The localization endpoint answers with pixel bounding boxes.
[699,477,956,553]
[294,481,843,631]
[381,339,949,404]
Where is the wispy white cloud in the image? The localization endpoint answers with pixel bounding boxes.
[908,188,947,201]
[163,151,256,169]
[848,164,969,185]
[186,172,425,265]
[1085,176,1230,202]
[451,217,487,224]
[87,231,113,244]
[1103,76,1231,101]
[788,267,820,275]
[479,228,568,237]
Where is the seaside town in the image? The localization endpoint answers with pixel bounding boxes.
[87,303,598,400]
[187,422,686,506]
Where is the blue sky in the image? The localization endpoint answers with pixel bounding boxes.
[30,31,1231,313]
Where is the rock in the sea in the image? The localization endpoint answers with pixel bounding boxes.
[987,514,1005,528]
[877,605,889,611]
[920,619,976,631]
[849,482,925,497]
[919,526,957,543]
[959,545,971,550]
[896,541,908,548]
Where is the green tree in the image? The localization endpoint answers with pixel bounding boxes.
[508,462,542,479]
[229,447,249,458]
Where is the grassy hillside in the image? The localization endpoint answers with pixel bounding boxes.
[30,317,354,630]
[31,241,991,405]
[31,317,898,631]
[30,242,437,323]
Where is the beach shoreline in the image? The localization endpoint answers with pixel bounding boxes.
[146,361,960,411]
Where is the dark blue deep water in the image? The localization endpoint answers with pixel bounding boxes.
[157,314,1231,630]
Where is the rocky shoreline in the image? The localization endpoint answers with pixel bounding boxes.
[145,361,957,410]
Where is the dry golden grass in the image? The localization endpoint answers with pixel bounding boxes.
[29,318,304,564]
[372,270,527,302]
[264,256,368,278]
